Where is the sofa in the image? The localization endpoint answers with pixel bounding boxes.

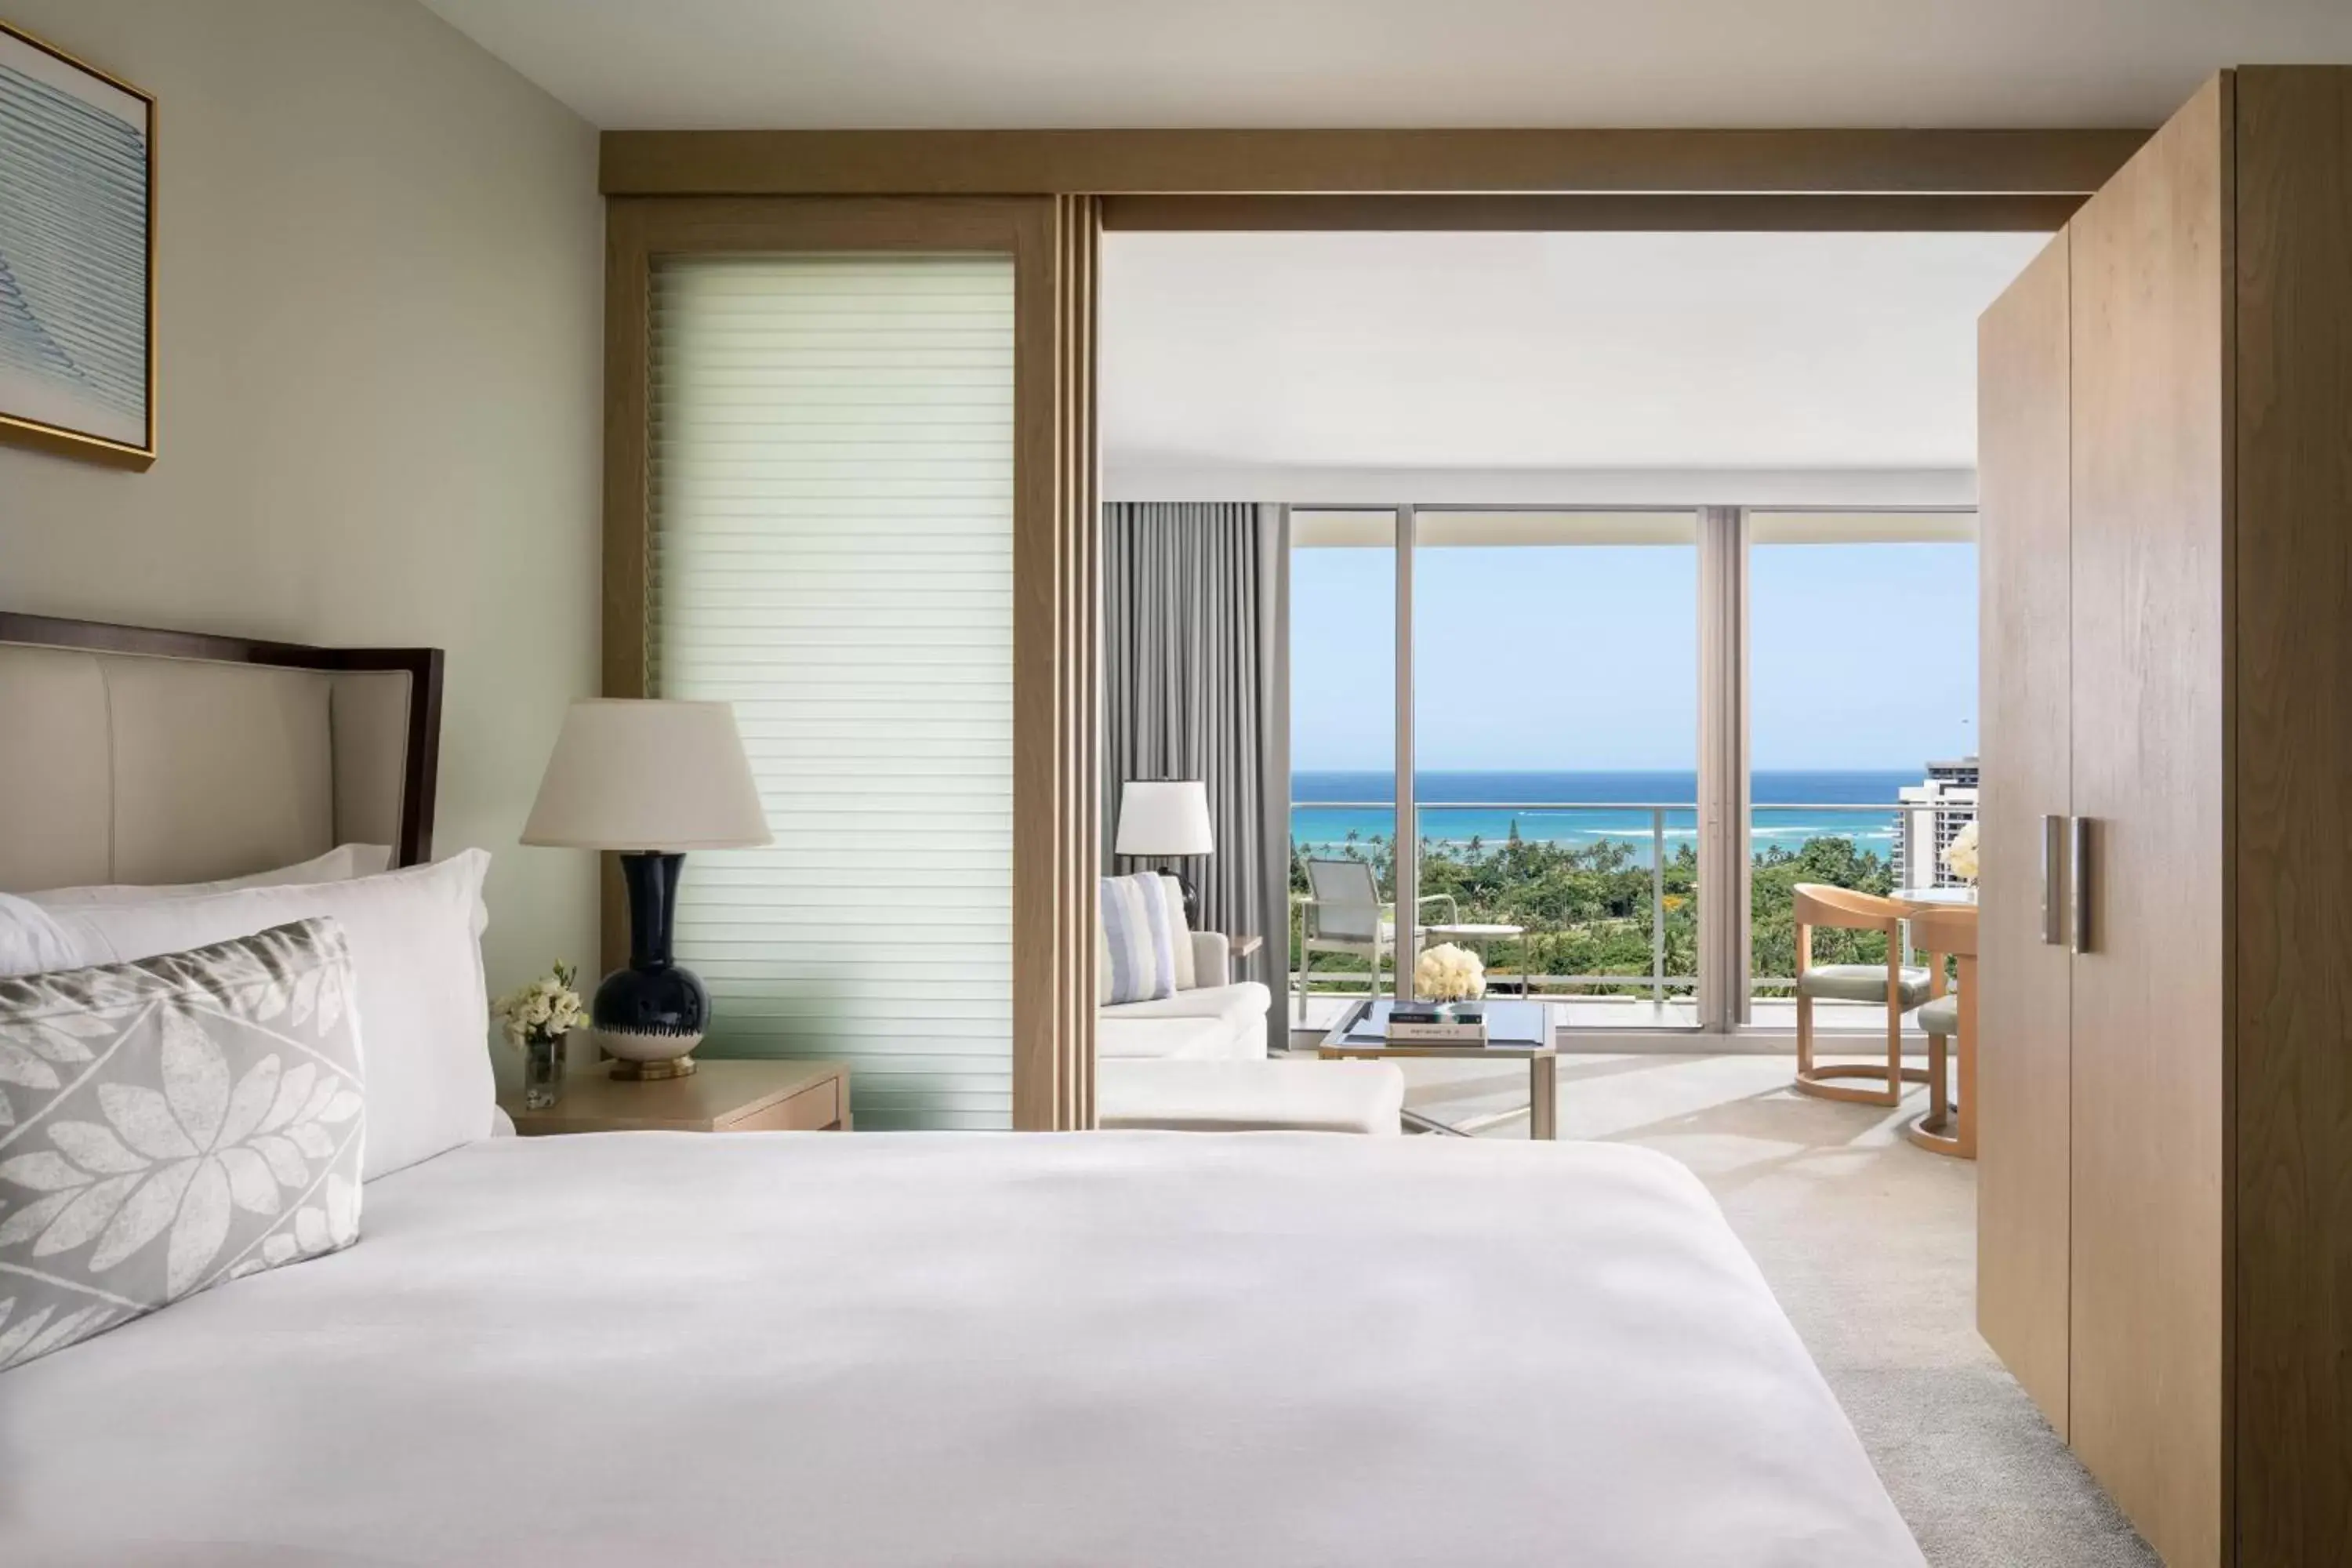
[1094,920,1403,1134]
[1096,930,1271,1062]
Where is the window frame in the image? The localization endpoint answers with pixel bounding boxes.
[1283,501,1977,1038]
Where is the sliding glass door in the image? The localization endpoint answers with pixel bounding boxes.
[1289,506,1701,1028]
[1410,511,1700,1023]
[1285,503,1975,1038]
[1287,510,1398,1020]
[1744,510,1979,1029]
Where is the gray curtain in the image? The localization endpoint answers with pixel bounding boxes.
[1102,503,1283,1002]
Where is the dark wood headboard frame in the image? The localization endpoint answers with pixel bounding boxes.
[0,612,445,868]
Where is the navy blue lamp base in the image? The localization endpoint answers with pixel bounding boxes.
[595,851,710,1080]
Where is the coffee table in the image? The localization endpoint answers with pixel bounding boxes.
[1317,998,1557,1139]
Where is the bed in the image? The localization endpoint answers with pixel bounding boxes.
[0,616,1922,1567]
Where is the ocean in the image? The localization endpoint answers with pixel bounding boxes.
[1291,769,1920,864]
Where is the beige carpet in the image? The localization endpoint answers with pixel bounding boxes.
[1396,1051,2159,1568]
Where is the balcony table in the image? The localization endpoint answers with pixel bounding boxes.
[1420,921,1529,993]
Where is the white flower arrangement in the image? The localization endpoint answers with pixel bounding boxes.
[1941,820,1980,884]
[492,961,586,1049]
[1414,942,1486,1002]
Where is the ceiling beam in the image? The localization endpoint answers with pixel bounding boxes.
[601,127,2147,198]
[1106,463,1979,509]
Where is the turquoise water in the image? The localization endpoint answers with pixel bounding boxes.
[1292,769,1915,864]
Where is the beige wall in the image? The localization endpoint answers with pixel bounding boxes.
[0,0,603,1011]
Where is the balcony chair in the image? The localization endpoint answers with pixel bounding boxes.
[1294,857,1457,1023]
[1791,882,1933,1108]
[1904,903,1976,1159]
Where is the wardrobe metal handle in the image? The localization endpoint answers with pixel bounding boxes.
[2070,815,2092,955]
[2040,814,2067,946]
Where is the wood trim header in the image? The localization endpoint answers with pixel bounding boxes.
[1100,192,2086,232]
[601,127,2148,199]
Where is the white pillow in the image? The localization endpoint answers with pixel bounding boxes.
[31,844,394,906]
[8,851,494,1182]
[0,892,79,975]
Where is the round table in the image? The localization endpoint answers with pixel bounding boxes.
[1888,890,1978,1158]
[1889,885,1980,911]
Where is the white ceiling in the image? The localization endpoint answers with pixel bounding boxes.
[1100,230,2049,481]
[419,0,2352,130]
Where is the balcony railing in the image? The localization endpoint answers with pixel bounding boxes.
[1290,798,1976,1006]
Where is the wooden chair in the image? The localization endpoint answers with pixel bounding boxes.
[1904,904,1977,1159]
[1791,883,1934,1108]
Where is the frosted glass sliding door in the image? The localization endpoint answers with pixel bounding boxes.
[648,252,1016,1129]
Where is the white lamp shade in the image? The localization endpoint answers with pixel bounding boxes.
[1115,780,1214,857]
[522,699,772,851]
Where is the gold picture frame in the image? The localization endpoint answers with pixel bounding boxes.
[0,17,156,470]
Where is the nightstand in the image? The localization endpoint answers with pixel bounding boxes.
[501,1058,851,1134]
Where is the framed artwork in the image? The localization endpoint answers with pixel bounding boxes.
[0,18,154,468]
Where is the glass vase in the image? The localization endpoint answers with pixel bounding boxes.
[524,1033,565,1111]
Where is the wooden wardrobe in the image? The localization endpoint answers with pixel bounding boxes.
[1976,67,2352,1568]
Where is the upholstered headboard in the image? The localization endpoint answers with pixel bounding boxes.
[0,613,443,894]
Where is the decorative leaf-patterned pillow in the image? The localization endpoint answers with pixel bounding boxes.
[0,918,364,1370]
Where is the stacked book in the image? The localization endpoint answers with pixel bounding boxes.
[1385,1004,1489,1045]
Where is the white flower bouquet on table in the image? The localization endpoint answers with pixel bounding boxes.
[493,962,586,1110]
[493,961,586,1047]
[1941,821,1981,884]
[1414,942,1486,1003]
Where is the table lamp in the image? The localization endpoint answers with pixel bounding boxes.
[523,699,771,1080]
[1114,779,1214,926]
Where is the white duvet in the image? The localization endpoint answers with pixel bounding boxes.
[0,1132,1922,1567]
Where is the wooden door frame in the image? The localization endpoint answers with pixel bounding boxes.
[601,125,2146,1134]
[604,195,1098,1131]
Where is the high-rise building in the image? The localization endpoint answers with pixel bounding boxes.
[1894,757,1979,887]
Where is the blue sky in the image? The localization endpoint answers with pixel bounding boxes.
[1292,540,1976,772]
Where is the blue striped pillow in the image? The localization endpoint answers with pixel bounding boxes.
[1098,873,1178,1005]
